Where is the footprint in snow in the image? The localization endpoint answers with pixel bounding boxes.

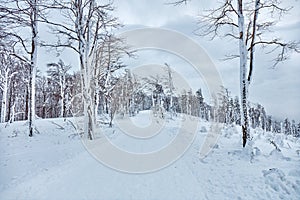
[262,168,300,198]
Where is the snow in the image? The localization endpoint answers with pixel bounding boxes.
[0,111,299,200]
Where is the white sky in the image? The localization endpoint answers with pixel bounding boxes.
[38,0,300,121]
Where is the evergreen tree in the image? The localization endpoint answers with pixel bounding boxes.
[266,116,272,132]
[283,118,291,135]
[296,122,300,138]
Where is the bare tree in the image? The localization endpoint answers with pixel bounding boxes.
[0,49,18,123]
[94,34,130,121]
[164,63,176,117]
[0,0,44,136]
[40,0,121,139]
[142,75,166,118]
[171,0,299,147]
[47,59,71,118]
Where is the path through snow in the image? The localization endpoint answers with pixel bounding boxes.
[0,111,299,199]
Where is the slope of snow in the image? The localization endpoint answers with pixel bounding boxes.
[0,111,299,200]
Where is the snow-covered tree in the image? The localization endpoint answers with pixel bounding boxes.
[0,50,19,123]
[163,63,176,115]
[47,59,71,118]
[142,75,166,117]
[179,90,188,115]
[283,118,291,135]
[0,0,46,136]
[172,0,299,147]
[95,35,125,112]
[266,115,272,132]
[41,0,122,139]
[290,120,297,137]
[35,76,48,118]
[296,122,300,138]
[260,105,267,131]
[272,120,281,133]
[233,96,241,125]
[217,86,232,124]
[195,89,204,118]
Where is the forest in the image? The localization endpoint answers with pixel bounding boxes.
[1,57,299,137]
[1,0,299,140]
[1,0,300,199]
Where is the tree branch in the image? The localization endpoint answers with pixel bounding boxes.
[40,42,80,54]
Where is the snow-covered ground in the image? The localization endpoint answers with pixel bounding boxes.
[0,111,300,200]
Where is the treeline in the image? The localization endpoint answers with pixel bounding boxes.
[1,59,299,137]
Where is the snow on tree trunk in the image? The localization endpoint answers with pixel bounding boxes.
[10,103,15,123]
[79,50,95,140]
[74,0,95,140]
[78,40,95,140]
[94,89,99,122]
[237,0,250,147]
[248,0,260,84]
[28,0,38,137]
[0,69,9,123]
[152,93,155,107]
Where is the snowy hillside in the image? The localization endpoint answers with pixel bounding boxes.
[1,111,299,200]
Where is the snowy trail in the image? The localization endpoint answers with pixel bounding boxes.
[1,141,206,199]
[1,112,300,200]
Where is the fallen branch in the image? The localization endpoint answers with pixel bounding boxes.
[67,119,77,130]
[269,140,281,152]
[51,121,65,130]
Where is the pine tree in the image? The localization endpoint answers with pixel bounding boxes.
[283,118,291,135]
[291,120,297,137]
[266,115,272,132]
[296,122,300,138]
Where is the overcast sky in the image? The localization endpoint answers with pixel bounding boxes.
[39,0,300,121]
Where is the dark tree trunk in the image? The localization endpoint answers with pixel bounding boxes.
[28,64,33,137]
[25,87,29,120]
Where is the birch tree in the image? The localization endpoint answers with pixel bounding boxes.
[0,50,18,123]
[172,0,299,147]
[0,0,42,136]
[41,0,121,139]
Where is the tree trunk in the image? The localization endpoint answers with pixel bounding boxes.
[94,90,99,122]
[0,70,9,123]
[79,43,94,140]
[28,62,33,136]
[10,103,15,123]
[25,86,29,120]
[29,0,38,137]
[60,75,65,118]
[237,0,250,147]
[248,0,260,84]
[7,83,13,122]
